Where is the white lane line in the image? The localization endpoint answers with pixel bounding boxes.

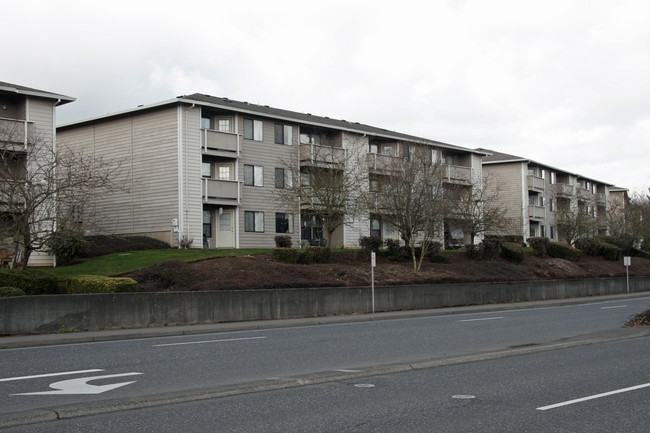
[336,369,362,373]
[153,336,267,347]
[458,317,504,323]
[537,383,650,411]
[600,305,627,310]
[0,369,105,383]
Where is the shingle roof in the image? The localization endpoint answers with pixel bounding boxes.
[180,93,486,155]
[0,81,75,106]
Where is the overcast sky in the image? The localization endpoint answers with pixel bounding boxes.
[4,0,649,193]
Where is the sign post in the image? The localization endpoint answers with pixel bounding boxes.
[624,256,631,293]
[371,251,376,314]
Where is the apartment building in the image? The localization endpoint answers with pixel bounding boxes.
[0,81,75,266]
[480,149,616,243]
[57,94,485,249]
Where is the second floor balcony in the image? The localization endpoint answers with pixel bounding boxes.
[443,165,472,185]
[528,205,546,219]
[201,129,239,158]
[202,178,239,205]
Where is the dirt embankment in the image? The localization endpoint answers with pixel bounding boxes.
[126,252,650,293]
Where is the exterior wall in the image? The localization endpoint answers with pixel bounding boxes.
[58,107,181,245]
[483,162,526,239]
[342,132,369,248]
[179,106,203,247]
[237,114,299,249]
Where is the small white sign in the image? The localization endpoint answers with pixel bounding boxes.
[624,256,631,267]
[371,251,376,268]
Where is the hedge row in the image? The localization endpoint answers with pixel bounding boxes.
[575,238,622,261]
[60,275,138,294]
[0,269,138,295]
[548,242,582,262]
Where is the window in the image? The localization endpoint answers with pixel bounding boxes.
[274,124,293,145]
[244,165,264,186]
[382,145,394,157]
[244,118,263,141]
[541,169,546,179]
[369,179,379,193]
[245,211,264,232]
[540,225,546,237]
[300,131,320,145]
[217,118,231,132]
[218,165,231,181]
[275,213,294,233]
[550,199,556,212]
[369,144,378,154]
[539,196,545,207]
[550,172,556,184]
[201,116,211,129]
[550,226,555,239]
[370,219,381,237]
[444,153,455,165]
[275,168,292,189]
[202,162,211,178]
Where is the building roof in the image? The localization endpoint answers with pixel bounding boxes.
[59,92,487,155]
[477,148,614,187]
[0,81,75,106]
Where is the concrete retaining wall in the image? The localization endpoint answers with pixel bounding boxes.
[1,277,648,335]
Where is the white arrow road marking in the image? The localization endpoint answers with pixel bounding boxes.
[12,372,143,396]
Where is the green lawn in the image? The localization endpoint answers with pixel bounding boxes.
[45,249,271,277]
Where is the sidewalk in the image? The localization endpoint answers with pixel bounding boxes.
[2,292,649,349]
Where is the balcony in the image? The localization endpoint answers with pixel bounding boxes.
[366,153,402,173]
[301,144,346,167]
[443,165,472,185]
[528,205,546,219]
[554,183,574,198]
[527,175,545,191]
[202,178,239,205]
[201,129,238,158]
[0,118,29,149]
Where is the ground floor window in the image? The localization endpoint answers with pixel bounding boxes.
[245,211,264,232]
[275,213,294,233]
[370,218,381,237]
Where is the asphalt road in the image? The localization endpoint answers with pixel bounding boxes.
[1,294,649,430]
[3,337,647,432]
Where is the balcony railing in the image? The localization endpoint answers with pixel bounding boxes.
[0,118,29,147]
[201,129,239,157]
[527,175,545,191]
[443,165,472,184]
[301,144,346,166]
[528,205,546,219]
[554,183,574,198]
[202,178,239,204]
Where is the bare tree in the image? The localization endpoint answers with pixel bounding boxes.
[445,173,514,245]
[609,189,650,248]
[1,126,123,268]
[370,145,449,271]
[275,133,367,248]
[554,198,600,245]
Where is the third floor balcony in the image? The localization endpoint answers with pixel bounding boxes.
[201,129,239,158]
[0,118,30,149]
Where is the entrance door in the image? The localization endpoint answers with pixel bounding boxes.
[217,209,235,248]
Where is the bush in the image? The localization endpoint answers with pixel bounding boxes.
[46,229,89,264]
[0,286,26,297]
[274,235,292,248]
[272,247,299,264]
[61,275,138,294]
[358,236,383,253]
[575,238,621,261]
[528,237,551,257]
[297,246,331,264]
[0,269,59,295]
[465,244,483,260]
[629,247,650,260]
[486,235,524,245]
[384,239,402,258]
[482,238,502,259]
[600,235,635,253]
[501,242,524,264]
[548,242,582,262]
[430,253,450,264]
